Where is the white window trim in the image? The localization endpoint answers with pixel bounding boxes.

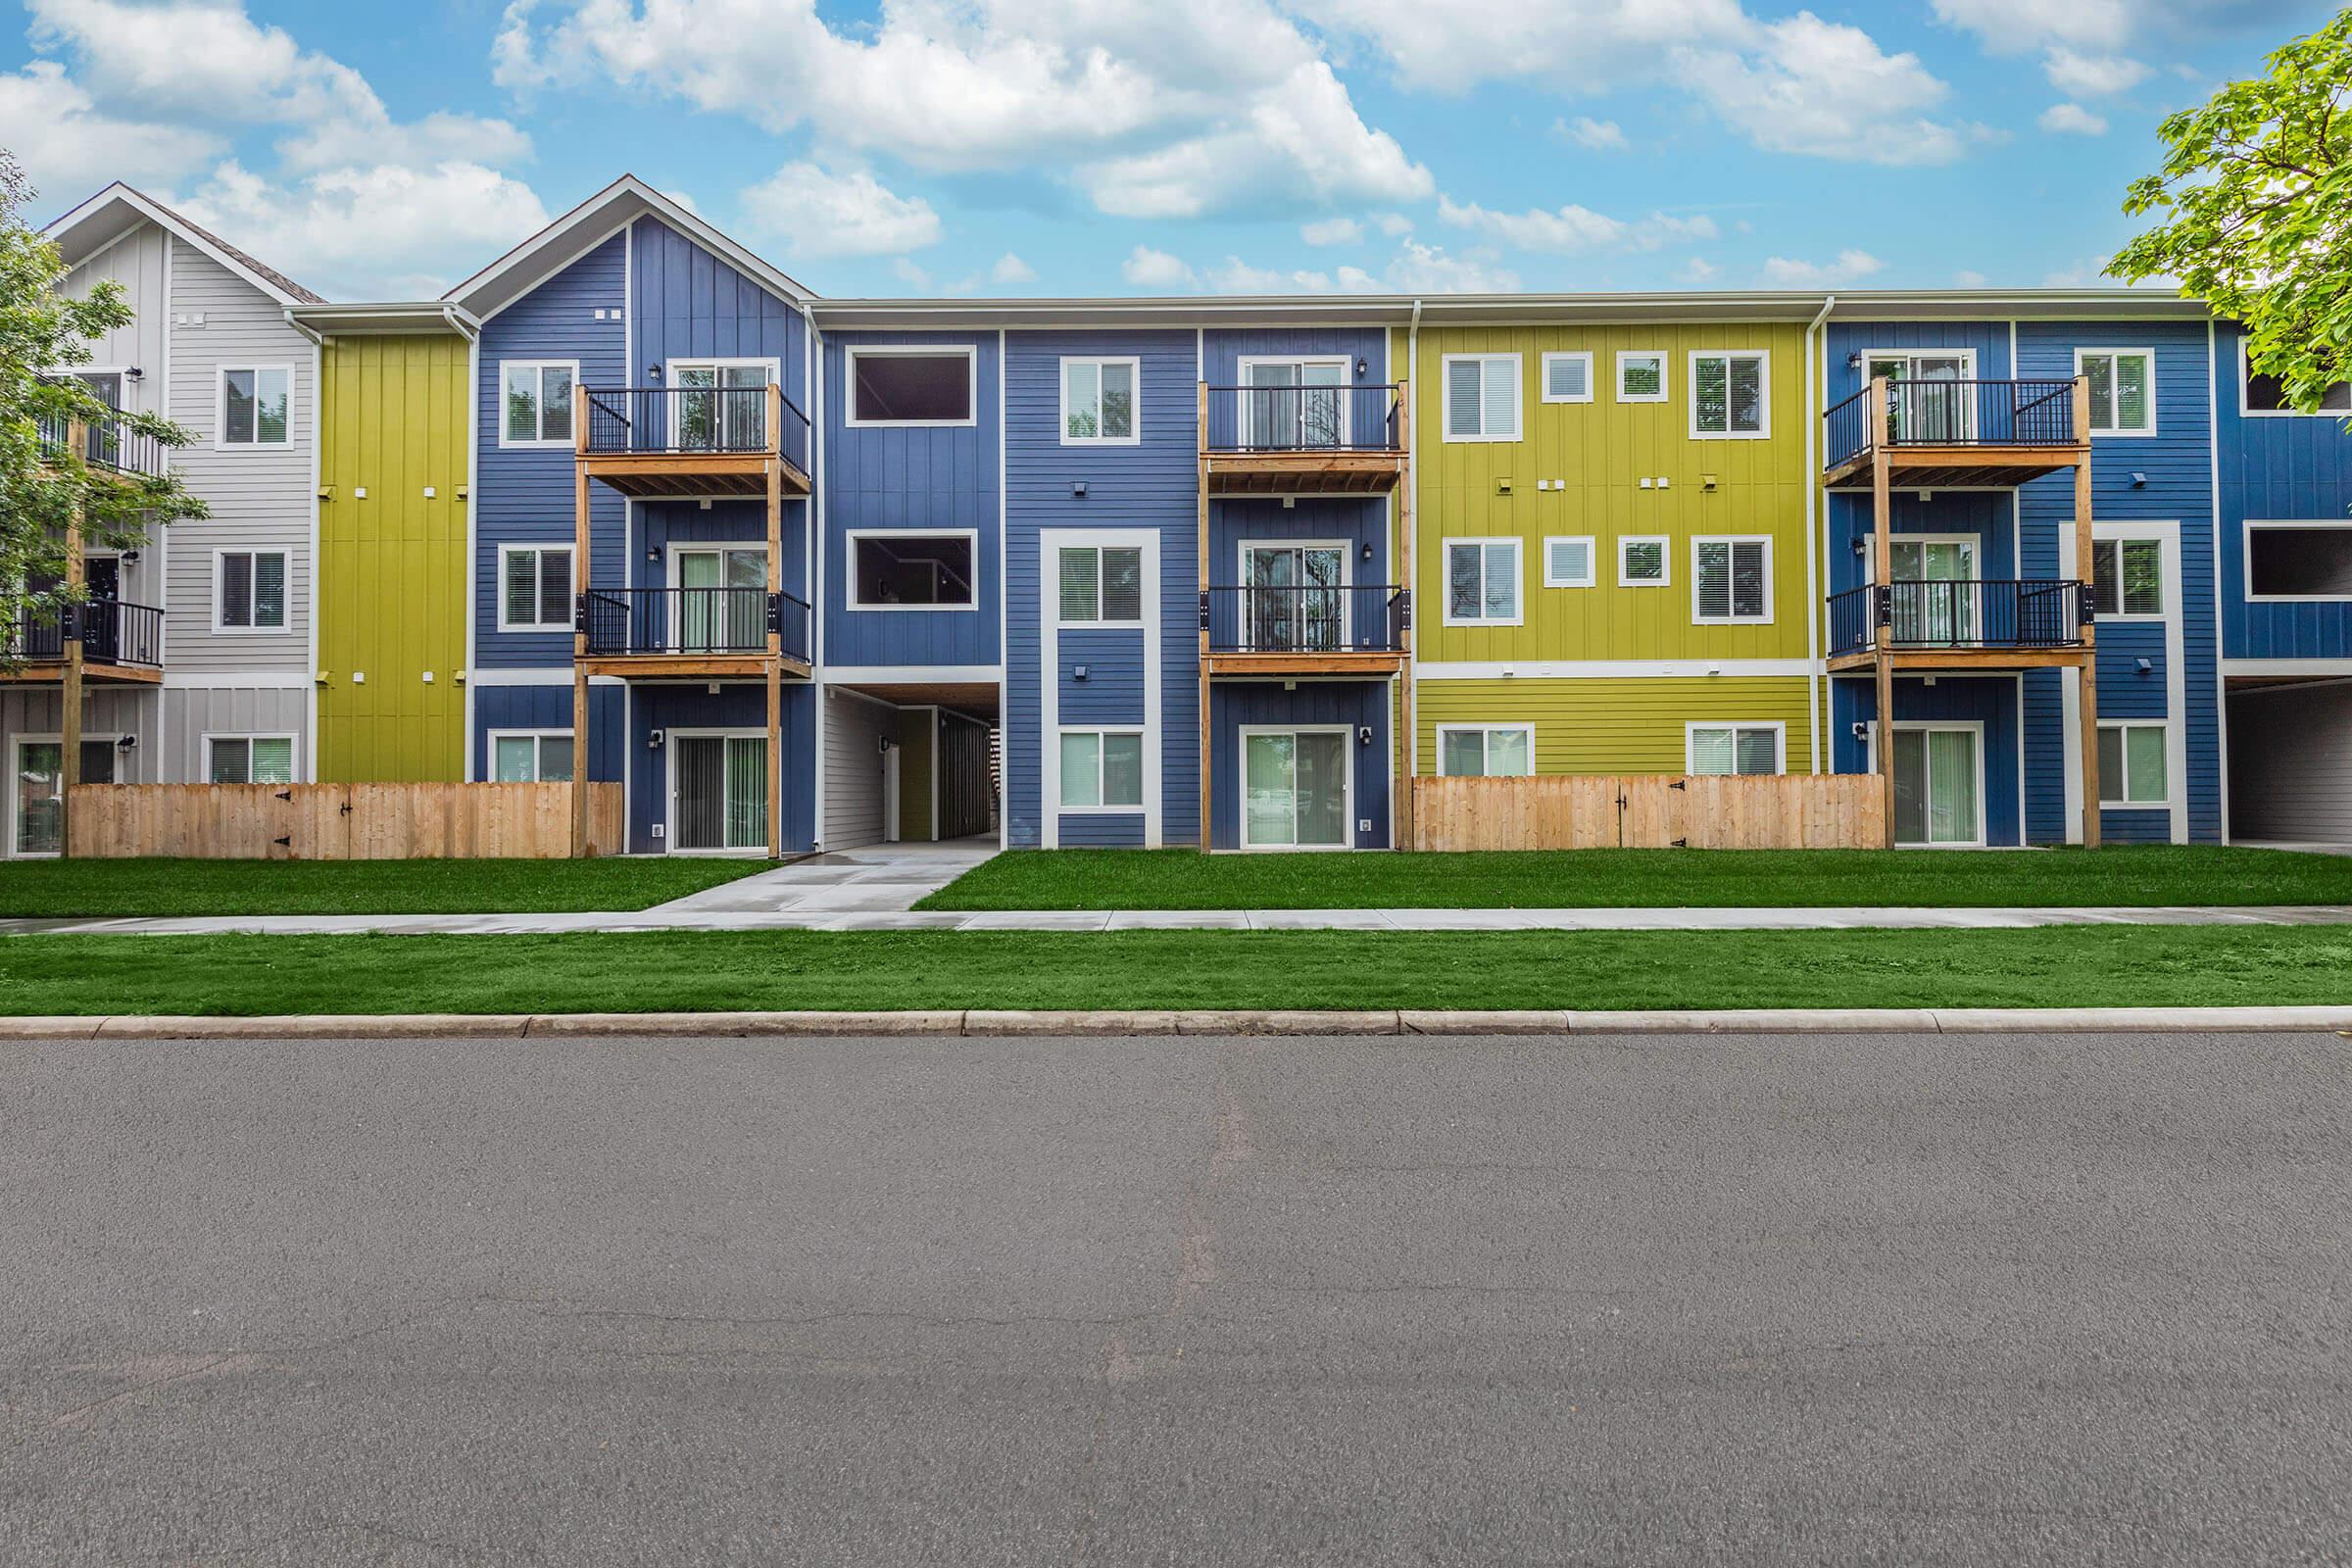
[2075,347,2157,438]
[661,541,771,655]
[1866,719,1988,849]
[1236,724,1356,852]
[1233,355,1356,449]
[212,547,292,634]
[1054,726,1148,813]
[1542,535,1596,589]
[663,356,781,448]
[8,732,124,858]
[1057,355,1143,447]
[497,359,581,449]
[1684,720,1787,776]
[1873,532,1985,588]
[2242,519,2352,603]
[1237,538,1353,589]
[1688,349,1771,440]
[843,527,981,612]
[843,344,978,429]
[1435,723,1536,777]
[1440,352,1521,444]
[661,727,772,857]
[497,542,573,633]
[1441,536,1524,627]
[1054,541,1148,628]
[2234,338,2350,418]
[486,729,575,783]
[1618,534,1672,588]
[1690,535,1774,625]
[202,732,300,786]
[214,365,294,451]
[2097,719,2174,809]
[1615,350,1668,404]
[2089,530,2169,621]
[1857,348,1980,442]
[1540,351,1594,405]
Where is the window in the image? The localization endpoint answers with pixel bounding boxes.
[219,367,290,446]
[849,532,975,609]
[216,550,288,631]
[672,362,772,451]
[1543,535,1595,588]
[500,546,573,631]
[490,732,574,783]
[208,735,295,785]
[1058,730,1145,808]
[1541,352,1592,404]
[1688,723,1783,776]
[1238,359,1349,450]
[847,348,973,425]
[1692,537,1770,622]
[1444,538,1520,624]
[1061,358,1138,443]
[2078,350,2154,436]
[1619,535,1670,587]
[1443,353,1520,442]
[2242,342,2352,415]
[2098,722,2170,806]
[1438,725,1533,777]
[1690,351,1768,437]
[1616,351,1666,403]
[2091,537,2165,617]
[500,362,576,446]
[1057,545,1144,623]
[2246,523,2352,600]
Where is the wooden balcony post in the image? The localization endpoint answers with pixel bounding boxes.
[766,432,784,860]
[571,443,593,858]
[1198,378,1212,850]
[59,485,84,858]
[2073,380,2100,850]
[1868,377,1896,850]
[1395,376,1414,852]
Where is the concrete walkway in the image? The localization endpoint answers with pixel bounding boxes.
[6,903,2351,937]
[645,835,1001,915]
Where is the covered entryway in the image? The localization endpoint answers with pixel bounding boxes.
[2227,677,2352,848]
[822,680,999,853]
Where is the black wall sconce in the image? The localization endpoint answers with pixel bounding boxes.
[1356,725,1374,745]
[125,367,144,382]
[645,544,660,562]
[647,365,663,380]
[1846,351,1865,369]
[647,728,665,751]
[115,733,137,751]
[1359,541,1374,561]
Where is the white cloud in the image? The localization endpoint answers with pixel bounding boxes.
[1930,0,2135,52]
[1760,249,1886,286]
[1373,212,1415,237]
[990,252,1038,284]
[1300,217,1363,246]
[1383,238,1517,294]
[2039,102,2109,135]
[0,60,220,197]
[1678,257,1720,284]
[1556,116,1629,151]
[740,163,942,258]
[1304,0,1753,93]
[2043,48,2150,97]
[1121,244,1194,289]
[1677,15,1979,167]
[1955,268,1989,286]
[1439,195,1717,254]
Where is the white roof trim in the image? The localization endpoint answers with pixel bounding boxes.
[43,182,314,309]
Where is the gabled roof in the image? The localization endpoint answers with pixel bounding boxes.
[43,182,325,306]
[442,173,815,320]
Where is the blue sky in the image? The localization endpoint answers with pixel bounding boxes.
[0,0,2333,301]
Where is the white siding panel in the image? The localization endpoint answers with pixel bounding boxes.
[822,688,900,851]
[162,686,312,784]
[62,222,169,417]
[2227,684,2352,843]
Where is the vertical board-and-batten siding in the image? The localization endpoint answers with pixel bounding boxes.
[62,222,169,419]
[2216,320,2352,662]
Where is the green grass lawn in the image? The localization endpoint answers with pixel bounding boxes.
[3,926,2348,1016]
[0,857,772,917]
[915,846,2352,911]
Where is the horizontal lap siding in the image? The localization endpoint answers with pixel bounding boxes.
[1417,676,1813,774]
[1832,674,2024,846]
[2216,321,2352,661]
[631,684,813,855]
[1826,491,2015,596]
[163,686,314,783]
[1209,680,1390,851]
[822,689,899,851]
[2228,685,2352,841]
[469,684,625,783]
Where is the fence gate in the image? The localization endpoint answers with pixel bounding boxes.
[1410,774,1884,852]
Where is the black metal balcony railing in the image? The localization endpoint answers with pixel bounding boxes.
[578,586,811,663]
[1823,378,2079,472]
[1202,583,1408,656]
[1203,383,1402,455]
[7,599,166,668]
[36,382,169,480]
[1827,579,2090,657]
[581,385,812,472]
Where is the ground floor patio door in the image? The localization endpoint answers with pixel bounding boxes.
[671,733,767,853]
[12,738,115,858]
[1242,728,1349,850]
[1889,725,1982,847]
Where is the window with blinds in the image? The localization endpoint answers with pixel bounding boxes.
[216,550,288,630]
[1057,545,1145,624]
[1692,537,1769,621]
[1443,354,1520,441]
[1541,352,1592,404]
[2091,537,2164,616]
[1543,536,1595,588]
[1689,725,1781,776]
[501,546,573,631]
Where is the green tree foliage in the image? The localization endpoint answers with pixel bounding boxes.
[2109,11,2352,412]
[0,149,206,664]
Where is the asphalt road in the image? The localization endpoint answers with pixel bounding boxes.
[2,1030,2348,1566]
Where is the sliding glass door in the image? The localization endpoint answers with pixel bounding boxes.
[1889,726,1983,847]
[1242,729,1349,850]
[675,548,766,653]
[12,739,115,858]
[1242,544,1346,653]
[672,734,768,852]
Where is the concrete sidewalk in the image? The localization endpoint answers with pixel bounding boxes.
[645,835,1001,915]
[4,903,2351,937]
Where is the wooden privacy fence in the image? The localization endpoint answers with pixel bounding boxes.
[1411,774,1884,852]
[66,783,626,859]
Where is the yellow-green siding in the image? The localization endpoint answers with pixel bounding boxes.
[899,712,936,842]
[317,332,469,782]
[1418,677,1816,774]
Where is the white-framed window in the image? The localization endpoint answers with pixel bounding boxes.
[1690,351,1768,438]
[217,366,291,447]
[668,359,777,451]
[206,734,296,785]
[1543,535,1596,589]
[214,549,289,631]
[1060,357,1139,444]
[1057,729,1145,809]
[2240,338,2352,416]
[1619,535,1670,587]
[1691,536,1771,623]
[848,530,977,610]
[1687,722,1784,776]
[499,361,577,447]
[2077,348,2155,436]
[2090,536,2166,618]
[1056,543,1145,625]
[1443,537,1521,625]
[1437,724,1534,777]
[2243,521,2352,601]
[1540,352,1593,404]
[1616,351,1667,403]
[2098,721,2171,807]
[499,544,573,632]
[1442,353,1521,442]
[846,346,976,426]
[489,730,575,783]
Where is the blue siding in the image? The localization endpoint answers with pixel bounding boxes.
[1823,321,2012,406]
[1832,675,2023,847]
[1826,490,2015,598]
[2215,320,2352,661]
[1202,327,1388,389]
[1059,812,1148,847]
[470,684,624,783]
[1057,629,1146,721]
[1209,681,1391,851]
[628,684,815,855]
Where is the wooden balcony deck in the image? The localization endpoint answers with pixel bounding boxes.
[1202,449,1404,495]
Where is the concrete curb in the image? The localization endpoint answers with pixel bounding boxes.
[3,1005,2350,1041]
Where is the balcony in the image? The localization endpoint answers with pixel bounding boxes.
[1200,382,1405,495]
[1826,579,2091,671]
[37,385,169,482]
[1201,583,1408,675]
[577,384,812,498]
[2,599,166,684]
[576,585,811,679]
[1823,376,2085,490]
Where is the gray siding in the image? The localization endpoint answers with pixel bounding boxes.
[62,221,169,418]
[822,687,902,850]
[160,686,312,784]
[2227,683,2352,843]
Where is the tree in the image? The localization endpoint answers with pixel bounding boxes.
[0,149,206,666]
[2108,10,2352,412]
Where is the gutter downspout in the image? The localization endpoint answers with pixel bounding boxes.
[1804,292,1835,776]
[283,307,326,781]
[1406,296,1423,809]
